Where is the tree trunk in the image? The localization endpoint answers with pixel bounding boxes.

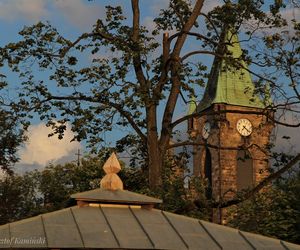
[146,104,163,189]
[148,136,163,189]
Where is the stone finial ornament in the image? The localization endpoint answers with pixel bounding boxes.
[100,152,124,190]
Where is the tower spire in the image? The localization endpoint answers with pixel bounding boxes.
[188,93,197,115]
[197,29,264,112]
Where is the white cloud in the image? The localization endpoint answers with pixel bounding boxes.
[53,0,105,30]
[19,122,81,166]
[202,0,222,14]
[148,0,221,14]
[143,16,157,35]
[0,0,105,29]
[149,0,169,14]
[281,5,300,21]
[280,7,300,31]
[0,0,223,29]
[243,6,300,35]
[0,0,49,22]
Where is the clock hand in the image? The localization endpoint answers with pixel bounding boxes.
[243,126,251,133]
[242,126,251,133]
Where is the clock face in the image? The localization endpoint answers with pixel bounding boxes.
[236,119,252,136]
[202,122,211,139]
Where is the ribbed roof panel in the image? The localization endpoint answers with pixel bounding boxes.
[71,206,118,249]
[0,205,299,249]
[197,30,265,112]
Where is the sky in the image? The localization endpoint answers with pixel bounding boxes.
[0,0,299,173]
[0,0,193,172]
[1,0,224,172]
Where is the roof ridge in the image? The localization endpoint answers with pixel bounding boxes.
[198,220,222,249]
[70,207,85,248]
[129,206,156,248]
[161,211,189,249]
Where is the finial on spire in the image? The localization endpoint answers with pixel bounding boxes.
[100,152,123,191]
[188,94,197,115]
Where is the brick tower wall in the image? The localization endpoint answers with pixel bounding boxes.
[190,104,274,224]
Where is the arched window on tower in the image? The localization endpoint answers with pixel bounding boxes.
[204,148,212,198]
[237,150,253,191]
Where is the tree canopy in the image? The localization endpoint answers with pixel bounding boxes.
[0,0,299,188]
[227,169,300,244]
[0,108,25,173]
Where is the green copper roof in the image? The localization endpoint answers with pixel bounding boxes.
[188,94,197,115]
[197,30,265,112]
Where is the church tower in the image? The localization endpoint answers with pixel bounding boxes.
[188,30,274,224]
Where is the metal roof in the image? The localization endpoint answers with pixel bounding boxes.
[71,188,162,205]
[0,204,299,249]
[1,154,298,249]
[197,30,265,112]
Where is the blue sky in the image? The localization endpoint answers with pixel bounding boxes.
[0,0,220,171]
[0,0,298,172]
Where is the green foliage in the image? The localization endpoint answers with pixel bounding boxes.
[1,151,299,245]
[115,134,148,170]
[0,173,41,224]
[154,0,194,31]
[0,152,211,224]
[227,172,300,244]
[34,155,106,212]
[138,156,212,220]
[0,154,107,223]
[0,0,298,189]
[157,175,211,220]
[0,109,25,172]
[0,0,290,151]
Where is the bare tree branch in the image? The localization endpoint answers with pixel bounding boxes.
[211,153,300,208]
[200,12,221,38]
[181,50,218,61]
[41,94,147,144]
[160,0,205,151]
[169,31,218,46]
[153,33,171,100]
[171,108,300,129]
[131,0,148,98]
[167,141,270,156]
